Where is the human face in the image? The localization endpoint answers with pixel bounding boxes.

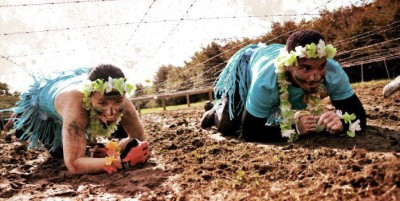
[287,57,327,94]
[89,92,126,125]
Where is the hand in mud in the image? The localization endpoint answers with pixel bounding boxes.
[296,115,319,135]
[318,111,343,134]
[88,144,107,158]
[121,139,150,167]
[93,148,108,158]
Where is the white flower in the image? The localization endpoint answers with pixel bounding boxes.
[336,110,343,118]
[280,105,291,113]
[280,92,289,99]
[294,46,307,58]
[105,76,114,93]
[274,62,285,73]
[316,39,327,58]
[282,129,296,138]
[349,119,361,132]
[257,42,266,47]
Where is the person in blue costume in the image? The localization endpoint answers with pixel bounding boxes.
[12,64,150,174]
[201,29,367,142]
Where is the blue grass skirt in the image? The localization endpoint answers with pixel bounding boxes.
[13,68,89,152]
[214,44,260,120]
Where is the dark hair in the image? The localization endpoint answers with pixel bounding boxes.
[286,30,325,52]
[88,64,125,81]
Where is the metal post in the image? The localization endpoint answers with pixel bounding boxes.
[383,59,390,79]
[361,62,364,82]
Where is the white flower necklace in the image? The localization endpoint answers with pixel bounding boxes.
[274,40,360,142]
[276,70,327,142]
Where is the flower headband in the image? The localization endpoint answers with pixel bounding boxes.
[82,76,134,108]
[274,39,337,71]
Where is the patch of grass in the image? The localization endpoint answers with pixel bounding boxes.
[138,100,210,114]
[351,79,390,88]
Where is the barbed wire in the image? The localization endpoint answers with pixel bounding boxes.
[337,46,400,63]
[2,0,398,97]
[125,0,157,46]
[141,35,400,95]
[0,13,322,37]
[340,51,400,67]
[2,14,395,58]
[334,20,400,47]
[156,0,197,51]
[135,0,359,95]
[337,37,400,56]
[135,28,301,95]
[0,0,126,8]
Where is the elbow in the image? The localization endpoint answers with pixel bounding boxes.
[64,159,81,174]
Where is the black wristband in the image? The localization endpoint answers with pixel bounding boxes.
[121,161,132,169]
[120,138,139,160]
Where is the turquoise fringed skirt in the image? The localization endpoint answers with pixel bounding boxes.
[214,44,260,120]
[13,68,90,152]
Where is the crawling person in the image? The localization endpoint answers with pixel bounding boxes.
[201,29,367,142]
[12,64,150,174]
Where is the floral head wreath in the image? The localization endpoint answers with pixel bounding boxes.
[274,39,337,71]
[82,76,135,109]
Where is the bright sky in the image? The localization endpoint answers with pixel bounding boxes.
[0,0,361,92]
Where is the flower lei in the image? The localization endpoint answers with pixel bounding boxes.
[274,40,361,142]
[81,76,134,138]
[103,141,121,173]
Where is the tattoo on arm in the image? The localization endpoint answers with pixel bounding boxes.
[68,121,82,137]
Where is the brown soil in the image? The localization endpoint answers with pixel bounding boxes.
[1,81,399,200]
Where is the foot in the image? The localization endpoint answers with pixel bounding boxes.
[200,109,216,129]
[204,101,214,111]
[5,133,12,142]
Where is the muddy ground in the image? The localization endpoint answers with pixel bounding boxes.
[1,80,399,200]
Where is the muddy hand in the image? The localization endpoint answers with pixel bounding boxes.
[121,139,150,167]
[296,115,319,135]
[318,111,343,134]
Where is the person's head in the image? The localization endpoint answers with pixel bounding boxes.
[285,30,328,94]
[87,64,127,125]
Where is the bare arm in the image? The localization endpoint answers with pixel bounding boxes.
[118,97,146,151]
[57,91,121,174]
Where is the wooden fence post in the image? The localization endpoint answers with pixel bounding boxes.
[186,94,190,107]
[162,98,166,111]
[136,102,141,115]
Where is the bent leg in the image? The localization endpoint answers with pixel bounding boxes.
[215,97,242,136]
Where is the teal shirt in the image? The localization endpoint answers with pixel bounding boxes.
[245,44,354,119]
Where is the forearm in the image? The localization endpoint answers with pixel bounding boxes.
[242,124,282,142]
[241,109,283,142]
[121,102,146,141]
[65,156,121,175]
